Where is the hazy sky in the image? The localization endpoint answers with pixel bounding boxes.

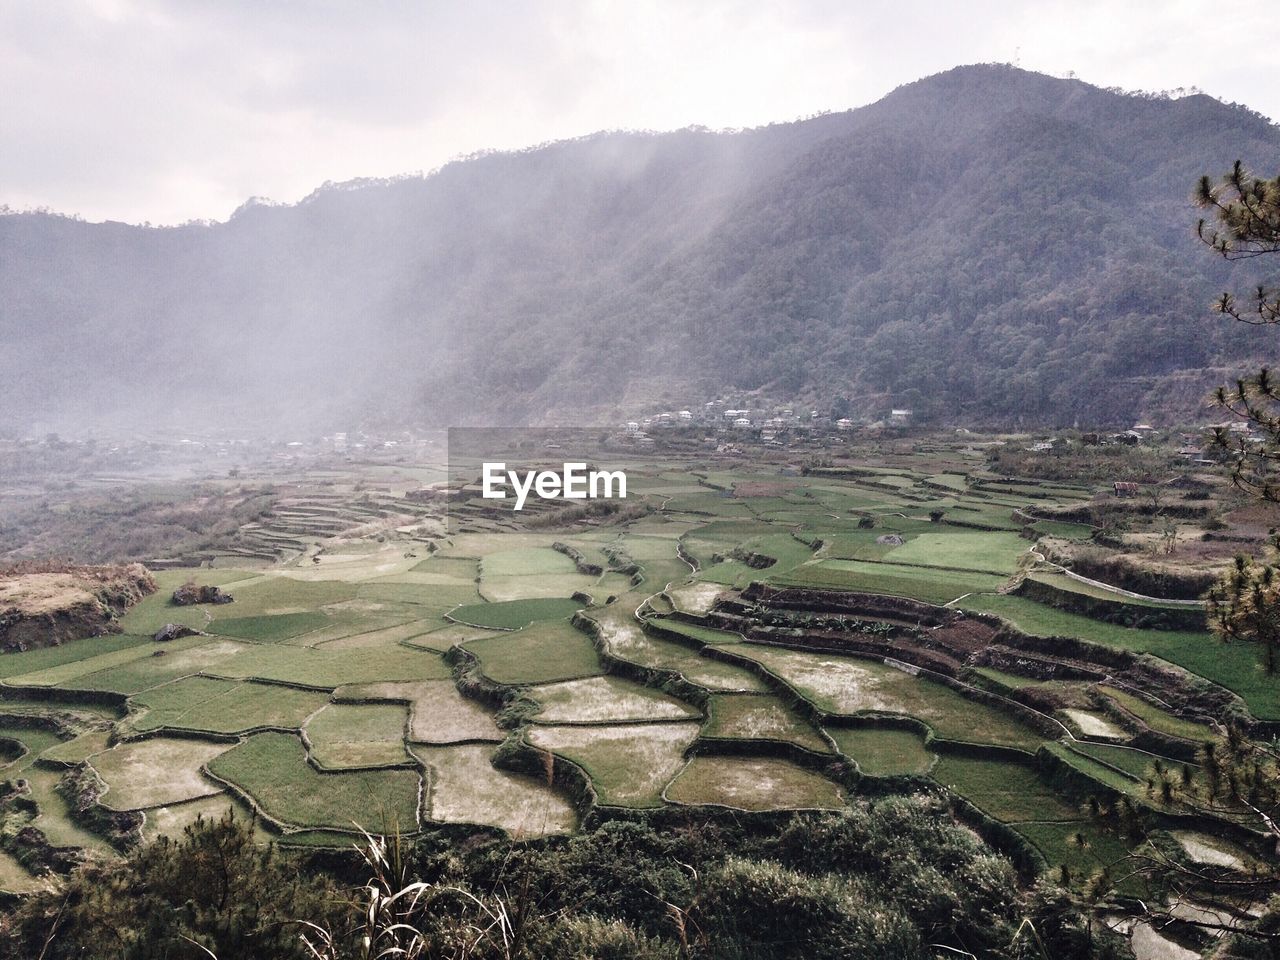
[2,0,1273,224]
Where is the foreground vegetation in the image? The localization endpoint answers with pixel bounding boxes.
[0,806,1123,960]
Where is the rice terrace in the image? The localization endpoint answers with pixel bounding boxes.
[1,430,1272,956]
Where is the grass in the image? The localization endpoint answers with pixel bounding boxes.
[89,736,229,810]
[0,847,52,895]
[118,572,355,637]
[0,722,66,769]
[931,754,1081,822]
[667,581,725,615]
[338,681,502,743]
[1013,821,1139,887]
[665,756,845,811]
[41,729,113,764]
[695,560,754,586]
[208,612,331,642]
[529,675,698,723]
[356,582,483,616]
[0,690,120,720]
[1028,519,1095,540]
[5,634,212,688]
[412,742,577,837]
[771,559,1007,604]
[959,593,1280,721]
[652,618,743,645]
[1067,741,1194,783]
[129,676,330,734]
[821,530,916,562]
[57,638,248,694]
[410,556,481,579]
[310,618,440,651]
[883,530,1029,574]
[0,723,120,851]
[305,702,411,768]
[527,721,699,807]
[972,666,1048,690]
[729,647,1043,749]
[1099,687,1213,742]
[481,547,577,577]
[702,694,829,752]
[207,643,452,688]
[825,726,935,776]
[465,620,603,684]
[449,598,584,630]
[589,607,767,691]
[207,731,420,831]
[1025,571,1185,609]
[0,632,151,679]
[1044,743,1139,795]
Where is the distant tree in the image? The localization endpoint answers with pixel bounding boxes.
[1198,162,1280,497]
[1206,545,1280,674]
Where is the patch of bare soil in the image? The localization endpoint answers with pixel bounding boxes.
[0,562,156,651]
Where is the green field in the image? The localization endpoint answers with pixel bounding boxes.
[960,593,1280,719]
[90,736,229,810]
[306,702,411,768]
[652,618,744,645]
[1012,820,1140,889]
[0,448,1255,895]
[881,530,1028,574]
[931,755,1081,822]
[129,676,330,734]
[771,559,1007,604]
[702,694,828,752]
[727,647,1043,749]
[413,743,577,837]
[465,620,604,684]
[826,726,936,776]
[207,612,332,642]
[530,675,699,723]
[207,732,421,831]
[448,597,584,629]
[665,756,845,810]
[527,722,700,807]
[1099,687,1213,741]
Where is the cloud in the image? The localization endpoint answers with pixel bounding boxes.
[1,0,1272,224]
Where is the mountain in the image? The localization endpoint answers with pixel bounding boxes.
[3,64,1277,435]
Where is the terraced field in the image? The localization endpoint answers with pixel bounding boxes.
[0,444,1268,921]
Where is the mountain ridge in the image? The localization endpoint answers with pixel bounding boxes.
[3,64,1277,434]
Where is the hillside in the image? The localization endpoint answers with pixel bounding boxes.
[2,64,1277,434]
[0,562,156,651]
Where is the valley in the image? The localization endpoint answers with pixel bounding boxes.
[1,431,1271,956]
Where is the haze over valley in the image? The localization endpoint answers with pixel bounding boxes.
[4,63,1276,437]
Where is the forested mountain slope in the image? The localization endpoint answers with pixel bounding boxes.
[3,64,1276,433]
